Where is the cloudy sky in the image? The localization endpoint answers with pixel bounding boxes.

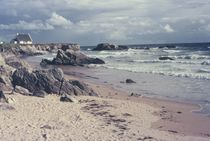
[0,0,210,45]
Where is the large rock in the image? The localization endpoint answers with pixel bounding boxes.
[0,44,45,57]
[126,79,136,84]
[11,68,98,97]
[40,50,105,66]
[93,43,129,51]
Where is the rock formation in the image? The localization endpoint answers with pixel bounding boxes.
[93,43,129,51]
[11,68,97,97]
[41,49,105,66]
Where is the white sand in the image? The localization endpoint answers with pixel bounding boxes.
[0,94,209,141]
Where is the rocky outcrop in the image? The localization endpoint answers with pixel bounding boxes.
[0,43,81,56]
[159,56,174,60]
[40,50,105,66]
[11,68,97,97]
[93,43,129,51]
[0,44,44,57]
[34,43,80,52]
[1,45,99,99]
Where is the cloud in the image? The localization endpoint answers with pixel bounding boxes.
[47,12,73,29]
[0,12,73,31]
[163,24,174,33]
[0,20,54,30]
[0,0,210,44]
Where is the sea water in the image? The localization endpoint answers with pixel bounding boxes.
[82,43,210,115]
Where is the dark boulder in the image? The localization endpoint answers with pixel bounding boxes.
[159,56,174,60]
[12,68,37,92]
[93,43,128,51]
[41,50,105,66]
[52,50,77,65]
[126,79,136,84]
[12,68,62,94]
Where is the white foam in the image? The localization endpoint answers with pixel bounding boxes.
[163,50,181,54]
[173,55,210,60]
[102,65,210,80]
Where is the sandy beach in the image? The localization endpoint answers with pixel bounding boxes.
[1,0,210,140]
[1,67,210,141]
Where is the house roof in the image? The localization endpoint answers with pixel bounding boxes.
[16,34,32,42]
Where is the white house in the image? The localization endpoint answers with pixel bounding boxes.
[10,33,33,44]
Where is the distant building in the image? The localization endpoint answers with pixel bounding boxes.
[10,33,33,44]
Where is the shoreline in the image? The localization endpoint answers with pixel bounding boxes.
[52,63,210,138]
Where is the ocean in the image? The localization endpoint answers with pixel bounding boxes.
[28,42,210,115]
[81,43,210,115]
[83,43,210,80]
